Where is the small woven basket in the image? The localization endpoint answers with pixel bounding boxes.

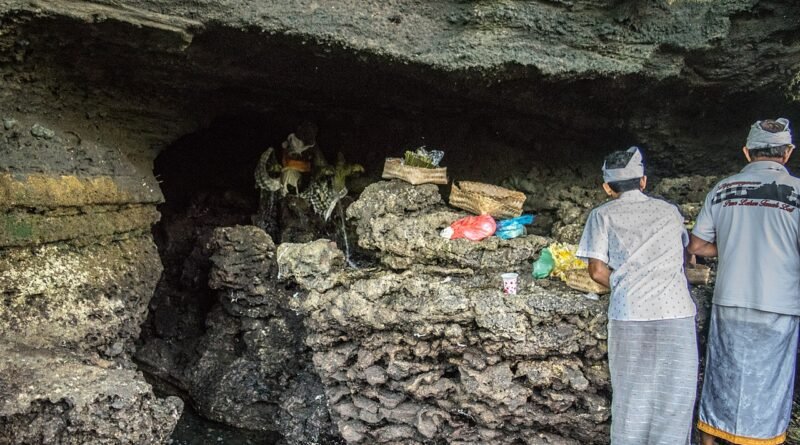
[686,264,711,285]
[449,181,526,219]
[564,269,610,295]
[381,158,448,185]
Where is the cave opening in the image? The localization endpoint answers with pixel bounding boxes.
[143,91,644,344]
[133,42,800,444]
[12,6,796,445]
[2,2,800,444]
[139,93,637,442]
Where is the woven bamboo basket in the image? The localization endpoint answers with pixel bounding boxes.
[564,269,610,295]
[449,181,526,219]
[686,264,711,285]
[381,158,448,185]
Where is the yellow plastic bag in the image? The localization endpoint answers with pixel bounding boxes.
[548,242,587,281]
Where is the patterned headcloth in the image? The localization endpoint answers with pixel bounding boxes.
[746,118,792,149]
[603,146,644,183]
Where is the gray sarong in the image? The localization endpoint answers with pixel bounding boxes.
[698,305,799,444]
[608,316,698,445]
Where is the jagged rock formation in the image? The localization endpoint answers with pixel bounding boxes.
[0,122,182,443]
[652,175,724,222]
[0,341,181,445]
[282,180,715,444]
[281,181,612,444]
[347,181,552,269]
[137,225,340,444]
[501,166,608,244]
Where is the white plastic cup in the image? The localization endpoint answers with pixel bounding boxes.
[501,273,519,295]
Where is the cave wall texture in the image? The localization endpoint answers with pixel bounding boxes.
[276,180,714,444]
[1,0,799,174]
[0,0,799,443]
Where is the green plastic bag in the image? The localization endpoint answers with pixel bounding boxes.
[532,248,555,279]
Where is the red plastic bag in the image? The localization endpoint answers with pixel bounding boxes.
[440,214,497,241]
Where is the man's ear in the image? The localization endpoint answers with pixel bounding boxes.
[782,145,795,165]
[640,176,647,191]
[602,183,613,196]
[743,146,752,162]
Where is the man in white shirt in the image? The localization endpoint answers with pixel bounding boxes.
[577,146,697,445]
[689,118,799,445]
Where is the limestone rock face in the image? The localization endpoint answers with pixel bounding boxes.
[286,181,613,444]
[276,238,347,292]
[0,341,183,445]
[0,0,797,186]
[501,167,607,244]
[2,0,795,91]
[208,225,277,303]
[349,181,550,269]
[0,0,791,442]
[652,175,724,222]
[0,119,164,357]
[137,225,339,444]
[0,120,181,442]
[0,237,162,356]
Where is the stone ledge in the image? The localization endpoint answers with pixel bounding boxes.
[0,236,162,356]
[0,173,163,210]
[0,340,182,445]
[350,181,550,271]
[296,267,611,444]
[28,0,202,48]
[1,205,159,247]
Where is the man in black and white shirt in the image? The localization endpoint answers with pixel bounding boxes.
[690,118,799,445]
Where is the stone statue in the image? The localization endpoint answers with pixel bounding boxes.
[301,151,363,221]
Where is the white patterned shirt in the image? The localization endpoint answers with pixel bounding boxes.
[577,190,696,321]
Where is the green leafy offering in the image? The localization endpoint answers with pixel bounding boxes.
[404,150,436,168]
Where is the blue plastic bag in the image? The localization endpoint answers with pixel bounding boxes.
[495,214,535,240]
[496,225,525,240]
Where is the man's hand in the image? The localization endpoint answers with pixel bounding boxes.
[685,253,697,266]
[688,234,718,257]
[588,259,611,288]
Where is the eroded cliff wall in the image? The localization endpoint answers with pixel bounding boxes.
[278,181,710,444]
[0,121,182,443]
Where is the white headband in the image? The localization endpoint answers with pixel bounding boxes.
[603,146,644,183]
[746,118,792,149]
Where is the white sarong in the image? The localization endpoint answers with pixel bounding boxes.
[698,305,799,445]
[608,316,698,445]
